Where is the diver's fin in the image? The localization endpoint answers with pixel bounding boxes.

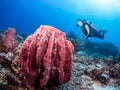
[102,30,108,34]
[100,30,108,34]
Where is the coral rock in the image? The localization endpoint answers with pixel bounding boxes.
[19,25,74,88]
[3,28,16,52]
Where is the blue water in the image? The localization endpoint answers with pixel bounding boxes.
[0,0,120,49]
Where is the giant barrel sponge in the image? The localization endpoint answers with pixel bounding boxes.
[19,25,74,88]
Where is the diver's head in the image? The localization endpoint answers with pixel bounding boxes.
[77,19,83,27]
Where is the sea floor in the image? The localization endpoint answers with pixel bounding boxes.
[60,52,120,90]
[1,50,120,90]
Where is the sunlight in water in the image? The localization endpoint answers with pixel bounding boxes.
[89,0,120,11]
[75,0,120,18]
[41,0,120,18]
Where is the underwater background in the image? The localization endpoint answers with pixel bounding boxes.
[0,0,120,90]
[0,0,120,49]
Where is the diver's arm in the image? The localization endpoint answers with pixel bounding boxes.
[85,24,90,39]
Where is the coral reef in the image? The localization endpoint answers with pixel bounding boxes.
[0,29,24,90]
[117,51,120,62]
[0,43,23,90]
[67,31,85,52]
[0,30,5,52]
[85,41,119,57]
[19,25,74,89]
[99,42,119,56]
[0,27,120,90]
[57,52,120,90]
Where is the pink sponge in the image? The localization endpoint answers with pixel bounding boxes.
[3,28,16,52]
[19,25,74,87]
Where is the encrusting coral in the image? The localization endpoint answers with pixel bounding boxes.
[19,25,74,89]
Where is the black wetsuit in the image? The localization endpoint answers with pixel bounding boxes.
[81,22,105,39]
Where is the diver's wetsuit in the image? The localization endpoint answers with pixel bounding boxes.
[81,22,105,39]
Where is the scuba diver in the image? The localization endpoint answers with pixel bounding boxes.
[76,19,107,39]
